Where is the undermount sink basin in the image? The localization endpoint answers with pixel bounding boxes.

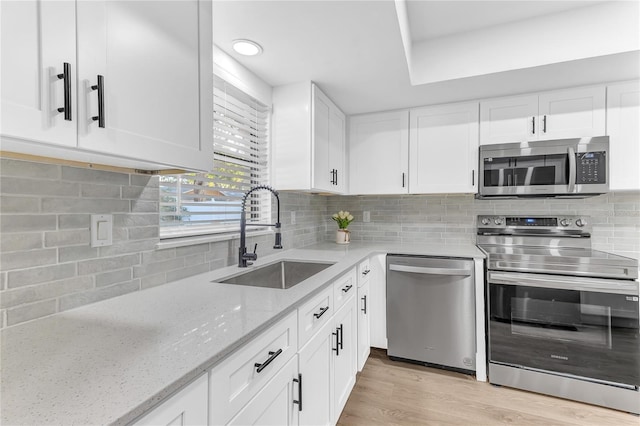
[218,260,335,290]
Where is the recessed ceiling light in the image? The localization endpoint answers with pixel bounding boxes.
[232,39,263,56]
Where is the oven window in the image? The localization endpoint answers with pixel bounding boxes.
[489,283,639,387]
[483,154,569,187]
[510,298,611,348]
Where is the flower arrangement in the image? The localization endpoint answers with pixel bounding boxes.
[331,210,354,229]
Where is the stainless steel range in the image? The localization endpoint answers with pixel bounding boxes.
[477,215,639,413]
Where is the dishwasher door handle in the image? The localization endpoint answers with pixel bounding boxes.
[388,264,472,277]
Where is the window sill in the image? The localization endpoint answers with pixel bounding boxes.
[156,229,273,250]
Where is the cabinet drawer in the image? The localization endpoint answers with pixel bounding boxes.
[298,285,333,349]
[334,268,357,311]
[357,258,371,287]
[209,310,298,425]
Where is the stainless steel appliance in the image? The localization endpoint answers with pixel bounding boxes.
[478,215,639,413]
[478,136,609,198]
[386,255,476,373]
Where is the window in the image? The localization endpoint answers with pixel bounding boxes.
[159,77,270,239]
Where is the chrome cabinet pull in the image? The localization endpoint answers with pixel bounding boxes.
[293,374,302,411]
[313,306,329,319]
[57,62,72,121]
[254,348,282,373]
[91,75,105,128]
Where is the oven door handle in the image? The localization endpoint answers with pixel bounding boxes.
[489,271,638,295]
[389,264,472,277]
[567,146,577,193]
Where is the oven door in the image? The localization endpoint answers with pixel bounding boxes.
[487,271,639,388]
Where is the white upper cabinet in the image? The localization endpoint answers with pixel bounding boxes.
[0,0,213,172]
[272,82,346,194]
[479,95,538,144]
[409,102,479,194]
[607,80,640,191]
[480,86,606,145]
[348,110,409,195]
[538,86,605,140]
[1,0,77,147]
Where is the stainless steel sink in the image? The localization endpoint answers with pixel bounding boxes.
[218,260,334,289]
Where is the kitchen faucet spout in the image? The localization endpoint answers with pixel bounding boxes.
[239,185,282,267]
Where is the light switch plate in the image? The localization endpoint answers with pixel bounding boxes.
[363,211,370,223]
[291,211,296,225]
[91,214,113,247]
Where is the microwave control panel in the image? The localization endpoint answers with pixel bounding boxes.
[576,152,606,184]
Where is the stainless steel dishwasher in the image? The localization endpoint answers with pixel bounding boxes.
[386,255,476,373]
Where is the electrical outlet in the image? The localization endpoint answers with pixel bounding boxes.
[291,211,296,225]
[363,211,370,223]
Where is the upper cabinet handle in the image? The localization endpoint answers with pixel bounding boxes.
[542,115,547,133]
[57,62,72,121]
[531,116,535,134]
[91,75,105,128]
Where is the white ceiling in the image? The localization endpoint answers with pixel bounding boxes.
[212,0,640,115]
[406,1,598,41]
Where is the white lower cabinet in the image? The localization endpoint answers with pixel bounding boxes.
[298,319,334,426]
[209,311,298,425]
[368,254,387,349]
[133,374,208,426]
[227,356,300,426]
[331,294,357,424]
[356,280,371,372]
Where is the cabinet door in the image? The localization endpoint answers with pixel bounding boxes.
[1,0,77,146]
[76,0,212,171]
[409,102,479,194]
[328,106,346,193]
[538,86,605,140]
[133,374,208,426]
[357,280,371,372]
[479,95,538,145]
[312,86,333,192]
[368,254,387,349]
[228,356,299,426]
[298,319,334,426]
[332,295,357,424]
[349,111,409,194]
[607,81,640,191]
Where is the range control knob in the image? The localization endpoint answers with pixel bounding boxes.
[494,218,503,225]
[481,217,491,225]
[560,218,571,227]
[575,218,587,227]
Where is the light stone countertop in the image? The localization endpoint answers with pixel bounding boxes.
[0,241,485,425]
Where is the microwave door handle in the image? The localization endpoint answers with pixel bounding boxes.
[567,146,576,193]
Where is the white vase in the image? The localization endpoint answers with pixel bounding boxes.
[336,229,350,244]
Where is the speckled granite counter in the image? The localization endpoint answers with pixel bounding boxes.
[1,242,485,425]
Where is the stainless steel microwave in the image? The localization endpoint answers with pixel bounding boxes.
[478,136,609,198]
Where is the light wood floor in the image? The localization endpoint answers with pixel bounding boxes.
[337,349,639,425]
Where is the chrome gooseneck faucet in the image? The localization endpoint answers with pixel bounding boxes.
[238,185,282,267]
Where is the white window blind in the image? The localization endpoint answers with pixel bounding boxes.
[159,77,270,238]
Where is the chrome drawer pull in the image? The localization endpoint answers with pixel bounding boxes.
[254,348,282,373]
